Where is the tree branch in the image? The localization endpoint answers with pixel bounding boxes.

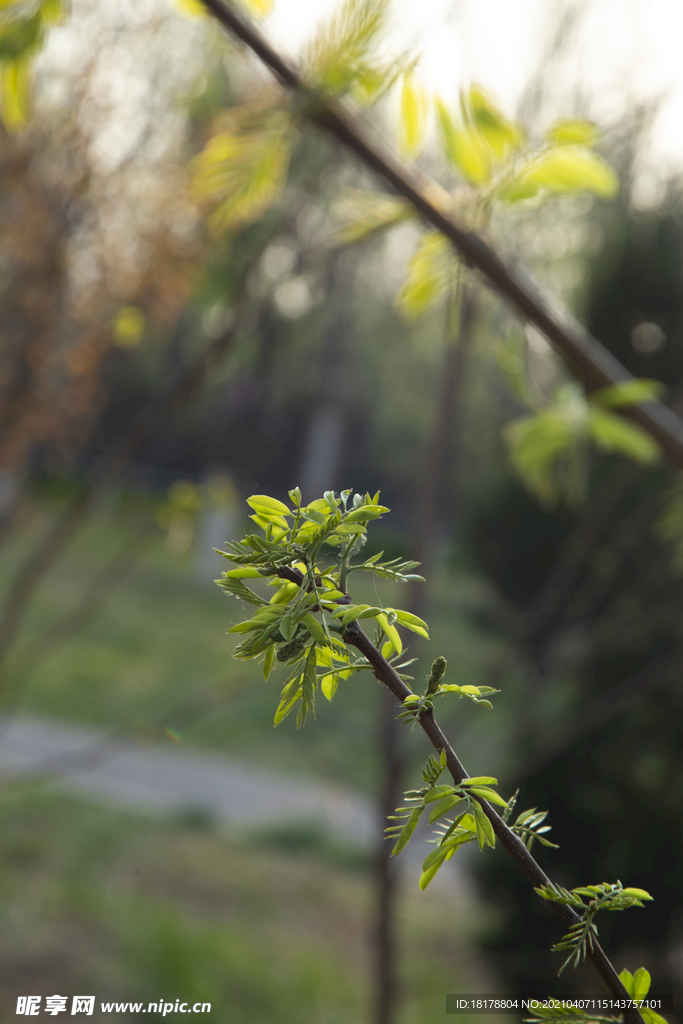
[342,620,643,1021]
[198,0,683,471]
[268,557,643,1017]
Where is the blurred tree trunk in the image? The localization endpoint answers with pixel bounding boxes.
[374,284,477,1024]
[409,284,476,616]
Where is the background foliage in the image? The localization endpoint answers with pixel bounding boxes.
[0,0,682,1019]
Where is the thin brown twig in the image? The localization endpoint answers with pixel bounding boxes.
[342,620,642,1021]
[270,563,643,1019]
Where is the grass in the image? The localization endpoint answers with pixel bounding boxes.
[0,789,493,1023]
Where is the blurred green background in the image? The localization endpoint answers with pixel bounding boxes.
[1,0,682,1020]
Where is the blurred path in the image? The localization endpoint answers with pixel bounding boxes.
[0,713,468,891]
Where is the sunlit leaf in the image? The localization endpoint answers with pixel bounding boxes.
[191,103,293,234]
[505,410,578,504]
[321,673,339,701]
[472,800,495,849]
[302,612,327,646]
[333,189,413,245]
[400,74,428,155]
[263,644,275,680]
[592,378,664,408]
[247,494,292,517]
[629,966,651,1001]
[587,408,660,464]
[396,230,457,317]
[467,85,522,159]
[520,145,618,198]
[391,804,423,856]
[305,0,388,97]
[171,0,207,17]
[0,54,30,130]
[0,8,42,60]
[495,177,539,203]
[436,99,491,185]
[390,608,429,638]
[377,612,402,655]
[547,119,599,147]
[621,888,653,901]
[241,0,274,14]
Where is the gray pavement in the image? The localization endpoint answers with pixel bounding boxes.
[0,713,469,892]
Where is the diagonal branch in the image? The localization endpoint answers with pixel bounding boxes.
[198,0,683,471]
[274,563,642,1019]
[342,621,642,1022]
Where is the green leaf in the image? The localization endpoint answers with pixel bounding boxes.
[302,612,327,645]
[305,0,389,98]
[587,408,660,464]
[505,409,579,504]
[377,613,402,655]
[0,54,31,131]
[280,613,296,642]
[240,0,274,15]
[468,786,509,808]
[298,647,317,727]
[321,673,339,701]
[467,85,522,159]
[273,672,303,725]
[496,178,540,203]
[191,105,292,234]
[592,379,664,408]
[428,794,464,824]
[642,1013,670,1024]
[172,0,208,16]
[621,888,653,901]
[344,504,389,522]
[436,99,491,184]
[263,644,275,680]
[225,566,264,578]
[472,800,495,849]
[396,230,456,317]
[330,603,371,625]
[391,804,424,856]
[269,582,299,605]
[520,145,618,197]
[400,74,428,155]
[632,968,651,1000]
[423,784,457,803]
[333,188,413,245]
[418,860,446,890]
[547,119,599,147]
[461,776,498,786]
[247,494,292,517]
[390,608,429,638]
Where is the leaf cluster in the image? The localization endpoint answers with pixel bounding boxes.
[535,881,653,975]
[387,750,556,891]
[397,655,500,734]
[523,966,667,1024]
[505,379,662,506]
[216,488,425,727]
[335,85,619,319]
